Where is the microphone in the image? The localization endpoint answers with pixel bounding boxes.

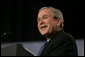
[1,31,13,42]
[1,32,7,37]
[1,31,13,38]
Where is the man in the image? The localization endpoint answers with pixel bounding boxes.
[37,7,78,56]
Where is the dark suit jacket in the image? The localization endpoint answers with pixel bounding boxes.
[40,30,78,56]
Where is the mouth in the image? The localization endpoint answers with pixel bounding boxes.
[40,25,47,30]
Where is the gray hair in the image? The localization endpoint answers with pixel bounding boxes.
[39,7,64,20]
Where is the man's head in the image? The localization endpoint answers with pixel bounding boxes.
[37,7,64,36]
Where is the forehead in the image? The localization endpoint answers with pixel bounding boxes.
[38,9,53,17]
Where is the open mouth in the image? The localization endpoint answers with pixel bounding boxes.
[41,26,47,29]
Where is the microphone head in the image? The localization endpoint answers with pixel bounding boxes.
[1,31,12,37]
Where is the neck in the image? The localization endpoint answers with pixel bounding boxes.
[44,29,63,39]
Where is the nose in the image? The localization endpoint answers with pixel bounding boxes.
[39,20,45,25]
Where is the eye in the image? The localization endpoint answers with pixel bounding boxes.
[43,15,48,19]
[37,15,48,22]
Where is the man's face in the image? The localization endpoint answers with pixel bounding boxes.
[37,9,59,36]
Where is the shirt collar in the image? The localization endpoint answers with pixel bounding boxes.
[47,39,51,42]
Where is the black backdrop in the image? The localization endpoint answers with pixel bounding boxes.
[1,0,84,42]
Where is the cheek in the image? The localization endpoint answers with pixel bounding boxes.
[37,24,40,31]
[49,20,57,30]
[47,20,54,31]
[37,24,39,29]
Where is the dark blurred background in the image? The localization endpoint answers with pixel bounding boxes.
[1,0,84,42]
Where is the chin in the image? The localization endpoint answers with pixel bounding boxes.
[39,27,50,35]
[40,32,47,36]
[40,30,49,36]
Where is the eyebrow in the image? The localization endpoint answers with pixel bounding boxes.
[37,15,49,21]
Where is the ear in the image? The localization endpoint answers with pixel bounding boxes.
[56,18,62,26]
